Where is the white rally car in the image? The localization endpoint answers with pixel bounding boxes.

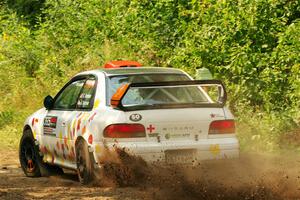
[19,60,239,184]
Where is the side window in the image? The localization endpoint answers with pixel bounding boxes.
[76,78,96,110]
[53,79,86,110]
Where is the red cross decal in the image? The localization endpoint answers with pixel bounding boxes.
[147,124,155,133]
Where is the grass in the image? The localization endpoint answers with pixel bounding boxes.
[0,124,21,150]
[0,110,32,151]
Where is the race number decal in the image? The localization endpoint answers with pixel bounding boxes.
[129,113,142,122]
[43,116,57,135]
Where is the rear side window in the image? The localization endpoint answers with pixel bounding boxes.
[53,79,85,110]
[76,78,97,109]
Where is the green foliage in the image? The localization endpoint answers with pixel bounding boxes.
[0,0,299,151]
[4,0,45,26]
[0,111,13,128]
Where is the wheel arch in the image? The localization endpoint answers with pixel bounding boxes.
[75,136,87,150]
[74,136,96,164]
[23,124,32,134]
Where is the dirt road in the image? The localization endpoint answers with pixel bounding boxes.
[1,149,300,200]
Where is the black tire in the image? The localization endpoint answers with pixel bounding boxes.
[76,140,94,184]
[19,129,42,177]
[19,129,64,177]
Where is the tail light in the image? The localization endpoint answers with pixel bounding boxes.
[208,120,235,134]
[103,124,146,138]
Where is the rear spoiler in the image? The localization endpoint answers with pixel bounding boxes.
[110,80,227,111]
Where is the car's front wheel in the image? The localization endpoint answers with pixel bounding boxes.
[19,129,64,177]
[76,140,94,184]
[19,129,42,177]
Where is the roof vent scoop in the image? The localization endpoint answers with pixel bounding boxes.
[104,60,142,69]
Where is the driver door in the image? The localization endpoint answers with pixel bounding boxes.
[41,77,86,163]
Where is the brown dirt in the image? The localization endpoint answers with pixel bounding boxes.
[1,149,300,200]
[280,129,300,147]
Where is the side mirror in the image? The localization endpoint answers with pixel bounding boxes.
[44,95,54,110]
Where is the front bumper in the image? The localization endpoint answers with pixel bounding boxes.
[92,137,239,164]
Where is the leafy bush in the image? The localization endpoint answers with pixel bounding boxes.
[0,0,299,151]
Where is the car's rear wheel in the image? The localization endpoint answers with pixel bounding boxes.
[19,129,42,177]
[76,140,94,184]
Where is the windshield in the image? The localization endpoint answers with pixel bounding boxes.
[108,74,191,104]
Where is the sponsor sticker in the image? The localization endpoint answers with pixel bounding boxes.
[209,144,221,155]
[210,113,224,118]
[146,124,159,137]
[146,124,155,133]
[44,116,57,135]
[148,133,159,137]
[162,126,194,131]
[164,133,190,139]
[165,133,170,140]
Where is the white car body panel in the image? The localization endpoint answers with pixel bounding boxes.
[23,67,239,170]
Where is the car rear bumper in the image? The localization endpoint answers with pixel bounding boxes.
[92,137,239,164]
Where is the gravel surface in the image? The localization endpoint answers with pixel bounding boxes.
[1,150,300,200]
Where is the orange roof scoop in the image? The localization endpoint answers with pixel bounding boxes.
[104,60,142,69]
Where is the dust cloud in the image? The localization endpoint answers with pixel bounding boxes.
[91,147,300,200]
[1,149,300,199]
[93,147,149,187]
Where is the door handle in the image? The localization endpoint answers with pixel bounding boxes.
[61,121,66,127]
